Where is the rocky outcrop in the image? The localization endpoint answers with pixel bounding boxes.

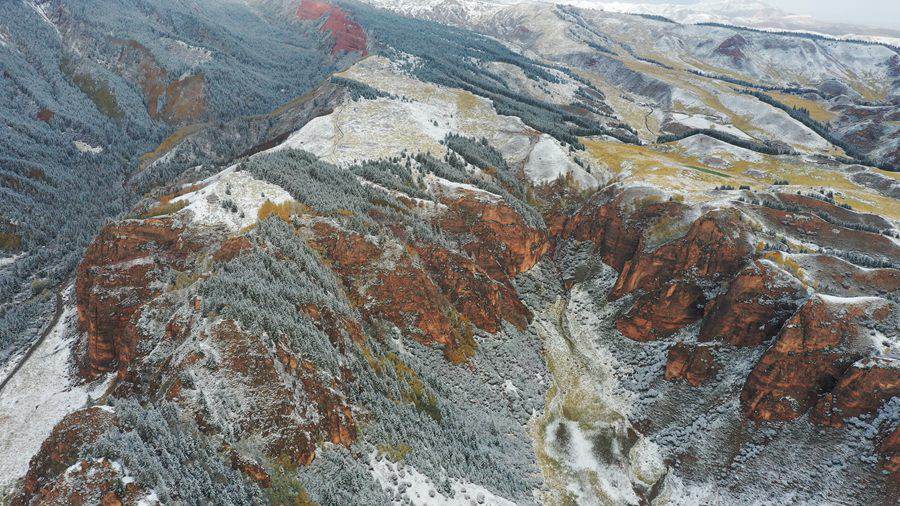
[713,34,749,66]
[440,194,549,279]
[552,187,691,273]
[664,343,719,387]
[414,244,531,334]
[741,295,894,421]
[297,0,368,56]
[617,280,705,341]
[75,218,200,378]
[699,260,807,346]
[309,222,463,353]
[611,208,752,300]
[205,320,356,466]
[611,209,753,341]
[812,357,900,428]
[21,459,145,506]
[14,407,119,505]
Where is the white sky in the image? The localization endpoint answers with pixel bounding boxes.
[606,0,900,30]
[777,0,899,30]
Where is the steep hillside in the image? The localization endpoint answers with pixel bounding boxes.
[0,1,898,505]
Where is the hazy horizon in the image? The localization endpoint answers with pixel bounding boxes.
[591,0,900,31]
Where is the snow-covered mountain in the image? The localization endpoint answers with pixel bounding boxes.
[0,1,898,504]
[364,0,900,46]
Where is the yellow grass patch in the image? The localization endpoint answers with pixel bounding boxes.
[768,92,836,123]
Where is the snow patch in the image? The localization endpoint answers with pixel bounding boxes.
[670,113,752,141]
[0,293,114,491]
[74,140,103,154]
[172,169,292,232]
[369,451,516,505]
[524,134,600,189]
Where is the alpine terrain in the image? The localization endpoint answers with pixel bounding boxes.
[0,0,898,504]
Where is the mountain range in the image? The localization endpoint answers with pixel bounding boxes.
[0,0,897,504]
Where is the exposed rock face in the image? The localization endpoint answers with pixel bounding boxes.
[309,221,464,354]
[21,459,145,506]
[812,358,900,428]
[714,34,748,66]
[741,295,894,421]
[309,204,538,361]
[699,260,807,347]
[297,0,368,55]
[440,194,548,279]
[664,343,719,387]
[611,209,753,341]
[75,218,199,378]
[14,407,119,505]
[202,320,357,466]
[553,187,691,273]
[610,209,752,300]
[414,243,531,334]
[617,280,705,341]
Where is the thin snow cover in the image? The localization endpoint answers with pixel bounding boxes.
[816,293,885,306]
[271,56,535,168]
[162,38,213,67]
[422,172,501,202]
[0,295,113,492]
[26,1,61,39]
[362,0,505,23]
[172,168,292,232]
[715,92,831,152]
[369,451,516,505]
[525,134,600,188]
[73,140,104,154]
[676,134,762,164]
[669,113,752,141]
[0,253,23,268]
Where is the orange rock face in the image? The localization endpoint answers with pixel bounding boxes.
[310,222,460,352]
[297,0,368,56]
[812,358,900,428]
[20,459,145,506]
[609,209,753,341]
[14,407,119,505]
[617,281,705,341]
[554,188,690,272]
[664,343,719,387]
[439,194,549,279]
[699,260,807,347]
[414,244,531,334]
[741,296,894,421]
[611,209,752,300]
[310,202,541,359]
[75,218,199,378]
